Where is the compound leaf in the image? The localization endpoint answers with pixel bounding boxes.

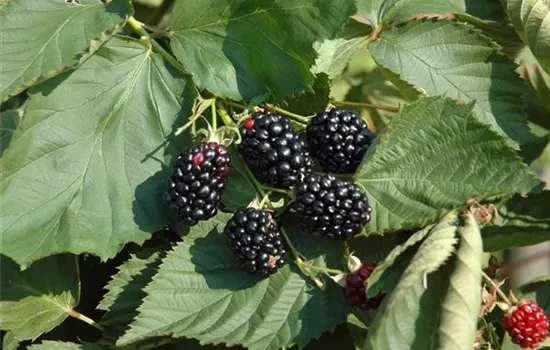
[355,96,540,235]
[0,0,132,102]
[0,37,196,268]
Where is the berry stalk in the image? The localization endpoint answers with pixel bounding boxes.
[482,270,512,306]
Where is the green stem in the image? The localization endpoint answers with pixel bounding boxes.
[329,99,400,112]
[127,16,186,76]
[262,185,294,197]
[224,100,247,110]
[301,263,344,276]
[482,271,513,306]
[211,99,217,131]
[264,104,310,123]
[217,103,237,127]
[68,309,105,333]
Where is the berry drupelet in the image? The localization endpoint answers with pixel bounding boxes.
[345,263,385,310]
[504,300,549,349]
[223,208,286,277]
[238,111,313,188]
[306,108,374,173]
[165,142,230,226]
[296,174,372,239]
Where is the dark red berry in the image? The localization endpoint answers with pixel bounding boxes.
[165,142,230,226]
[344,263,384,310]
[307,108,374,173]
[223,208,286,277]
[295,174,371,239]
[504,300,549,349]
[238,111,313,188]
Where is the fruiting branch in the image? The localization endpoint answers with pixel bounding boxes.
[264,104,310,124]
[329,99,400,112]
[481,271,512,306]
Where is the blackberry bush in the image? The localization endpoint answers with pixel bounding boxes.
[223,208,286,276]
[296,174,372,239]
[238,111,313,188]
[165,142,230,226]
[307,108,374,173]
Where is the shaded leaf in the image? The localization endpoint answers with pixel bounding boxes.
[369,19,532,144]
[482,191,550,251]
[364,211,459,350]
[355,96,540,235]
[0,37,196,268]
[221,147,256,211]
[28,341,105,350]
[438,214,482,349]
[0,254,79,340]
[519,63,550,112]
[0,0,132,102]
[0,107,22,156]
[118,213,350,350]
[276,73,330,116]
[165,0,355,101]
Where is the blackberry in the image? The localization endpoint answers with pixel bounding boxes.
[238,111,313,188]
[165,142,230,226]
[223,208,286,277]
[345,263,385,310]
[306,108,374,173]
[296,174,371,239]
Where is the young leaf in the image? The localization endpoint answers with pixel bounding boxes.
[0,0,132,102]
[164,0,355,101]
[118,213,350,350]
[506,0,550,74]
[438,213,482,349]
[482,191,550,251]
[364,211,459,350]
[0,254,79,341]
[355,96,540,235]
[356,0,464,28]
[368,19,532,144]
[0,37,196,268]
[0,107,22,156]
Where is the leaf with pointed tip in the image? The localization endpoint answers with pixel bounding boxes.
[275,73,330,116]
[118,213,350,350]
[364,211,459,350]
[165,0,355,101]
[0,254,79,341]
[438,214,482,349]
[483,191,550,251]
[0,0,132,102]
[0,37,196,268]
[355,96,540,235]
[368,19,532,144]
[506,0,550,74]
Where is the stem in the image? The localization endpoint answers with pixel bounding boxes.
[264,104,310,123]
[224,100,247,110]
[127,16,186,76]
[259,192,270,208]
[329,99,400,112]
[301,263,344,276]
[482,271,513,306]
[68,309,105,333]
[211,100,217,131]
[262,185,294,197]
[217,103,237,127]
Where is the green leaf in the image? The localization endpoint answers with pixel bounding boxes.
[312,19,371,79]
[221,147,256,211]
[0,37,196,268]
[118,213,350,350]
[0,0,132,102]
[0,107,22,156]
[28,341,105,350]
[482,191,550,251]
[98,246,168,342]
[165,0,355,101]
[2,331,21,350]
[355,96,540,234]
[364,211,459,350]
[438,214,482,350]
[506,0,550,74]
[275,73,331,116]
[356,0,464,27]
[0,254,79,340]
[368,19,532,144]
[519,63,550,112]
[366,225,434,296]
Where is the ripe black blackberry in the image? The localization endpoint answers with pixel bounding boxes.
[306,108,374,173]
[223,208,286,277]
[296,174,371,239]
[165,142,230,226]
[238,111,313,188]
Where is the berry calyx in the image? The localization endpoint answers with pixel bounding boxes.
[344,263,384,310]
[223,208,286,277]
[504,300,549,349]
[295,174,372,239]
[238,111,313,188]
[165,142,231,226]
[306,108,374,173]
